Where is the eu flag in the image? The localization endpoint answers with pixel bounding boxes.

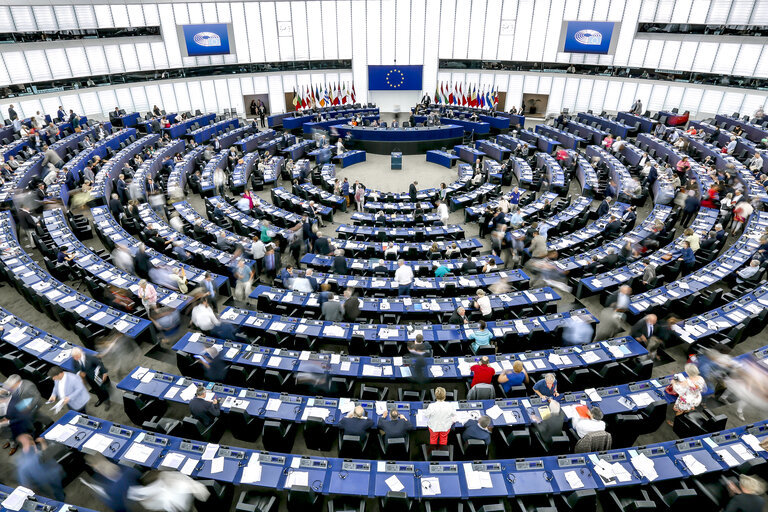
[368,65,423,91]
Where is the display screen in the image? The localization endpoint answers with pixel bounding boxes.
[180,23,232,57]
[368,65,423,90]
[561,21,619,55]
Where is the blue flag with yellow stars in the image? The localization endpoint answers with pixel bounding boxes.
[368,65,423,90]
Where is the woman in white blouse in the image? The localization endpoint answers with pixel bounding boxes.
[424,387,456,445]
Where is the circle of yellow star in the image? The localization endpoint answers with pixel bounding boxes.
[385,69,405,88]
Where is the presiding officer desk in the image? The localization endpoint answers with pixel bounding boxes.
[45,408,768,498]
[333,124,465,155]
[336,224,465,242]
[90,206,230,296]
[173,333,644,383]
[42,209,193,310]
[0,212,151,343]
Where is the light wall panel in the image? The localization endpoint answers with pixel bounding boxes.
[365,0,381,65]
[26,50,52,82]
[467,0,487,61]
[395,0,411,64]
[381,0,396,63]
[173,83,192,113]
[512,0,532,61]
[159,84,177,113]
[290,2,309,61]
[0,6,14,31]
[130,86,149,114]
[322,1,339,60]
[46,49,71,79]
[243,3,266,63]
[92,5,112,27]
[483,0,503,61]
[438,0,456,59]
[337,1,353,60]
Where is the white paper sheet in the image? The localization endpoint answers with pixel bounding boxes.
[384,475,405,492]
[123,443,154,463]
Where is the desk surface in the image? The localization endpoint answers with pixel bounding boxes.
[44,409,768,498]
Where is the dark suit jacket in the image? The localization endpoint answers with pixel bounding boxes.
[597,201,610,217]
[534,411,565,449]
[409,184,417,201]
[314,237,331,255]
[378,418,413,442]
[332,255,348,274]
[604,220,622,236]
[630,319,655,341]
[449,310,467,324]
[338,416,374,437]
[189,397,220,427]
[77,354,108,384]
[462,419,492,445]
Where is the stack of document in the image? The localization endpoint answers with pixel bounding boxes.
[421,477,441,496]
[463,463,493,489]
[0,487,34,511]
[681,454,706,475]
[385,475,404,492]
[629,392,656,407]
[564,470,584,489]
[285,471,309,488]
[240,455,262,484]
[179,383,198,402]
[630,453,658,480]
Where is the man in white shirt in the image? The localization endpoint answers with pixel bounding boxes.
[726,136,738,155]
[191,298,220,332]
[251,238,266,274]
[436,199,449,225]
[394,259,414,296]
[572,407,606,438]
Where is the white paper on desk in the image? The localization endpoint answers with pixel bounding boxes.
[682,454,706,475]
[742,434,766,453]
[564,470,584,489]
[4,327,26,344]
[548,353,562,365]
[485,405,503,420]
[265,398,282,412]
[90,311,106,322]
[630,453,658,481]
[25,338,51,353]
[324,325,346,338]
[241,459,262,484]
[189,333,201,342]
[160,452,186,470]
[1,486,34,511]
[267,356,282,367]
[385,475,405,492]
[220,310,239,321]
[131,367,148,380]
[430,366,444,377]
[180,458,198,476]
[330,354,341,365]
[202,443,219,461]
[585,388,602,402]
[141,371,155,384]
[415,409,428,427]
[210,457,225,474]
[362,365,383,377]
[340,361,351,372]
[630,392,655,407]
[421,477,441,496]
[716,449,740,467]
[375,401,388,416]
[44,423,77,442]
[179,383,197,402]
[124,442,154,463]
[732,443,756,462]
[83,433,113,454]
[581,351,600,364]
[338,398,355,414]
[53,349,72,363]
[286,471,309,488]
[463,463,493,489]
[522,360,535,372]
[299,351,311,361]
[533,359,546,369]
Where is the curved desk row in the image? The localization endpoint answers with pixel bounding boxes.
[44,410,768,499]
[566,150,599,193]
[547,202,630,254]
[91,206,230,295]
[629,211,768,318]
[175,333,642,382]
[0,212,150,341]
[577,113,632,139]
[235,128,280,155]
[336,224,465,242]
[189,118,240,144]
[536,125,585,150]
[132,139,186,200]
[164,113,216,139]
[93,133,160,203]
[299,253,504,276]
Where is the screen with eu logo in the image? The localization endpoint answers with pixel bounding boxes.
[560,21,620,55]
[368,66,423,90]
[179,23,233,57]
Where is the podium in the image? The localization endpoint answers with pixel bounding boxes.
[391,152,402,170]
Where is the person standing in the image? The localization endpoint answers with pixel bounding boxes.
[423,387,456,445]
[394,259,414,296]
[233,259,254,304]
[47,366,90,413]
[71,348,111,410]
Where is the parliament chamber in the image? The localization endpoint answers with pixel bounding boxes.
[2,1,768,512]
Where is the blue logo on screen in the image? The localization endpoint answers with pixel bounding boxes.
[563,21,615,54]
[182,24,230,56]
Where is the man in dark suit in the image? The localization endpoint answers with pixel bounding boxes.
[72,347,111,409]
[378,409,413,442]
[461,259,477,274]
[596,196,611,217]
[630,314,657,345]
[372,259,388,275]
[604,216,623,237]
[7,104,18,121]
[314,233,332,255]
[109,107,122,127]
[601,247,619,268]
[532,400,565,450]
[198,346,227,382]
[409,181,418,202]
[449,306,469,324]
[680,191,700,228]
[582,255,600,275]
[700,231,718,251]
[56,106,66,122]
[462,415,493,445]
[339,406,374,437]
[115,173,127,203]
[189,386,220,427]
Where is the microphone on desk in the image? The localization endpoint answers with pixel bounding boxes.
[544,471,553,482]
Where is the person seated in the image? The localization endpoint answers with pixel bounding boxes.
[724,474,766,512]
[498,360,529,393]
[378,409,413,443]
[197,346,227,382]
[371,258,388,275]
[433,262,450,277]
[470,356,494,387]
[736,259,762,282]
[462,415,493,445]
[468,319,493,353]
[56,245,74,264]
[449,306,469,324]
[533,373,559,400]
[189,385,220,427]
[461,259,477,274]
[572,406,606,438]
[338,405,374,437]
[532,400,565,449]
[603,216,622,237]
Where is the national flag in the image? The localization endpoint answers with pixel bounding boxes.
[461,84,467,106]
[479,88,485,109]
[448,83,454,105]
[486,89,493,109]
[324,86,331,107]
[341,83,347,104]
[351,83,357,103]
[292,88,299,109]
[335,83,341,105]
[435,83,441,104]
[472,85,478,107]
[493,86,499,107]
